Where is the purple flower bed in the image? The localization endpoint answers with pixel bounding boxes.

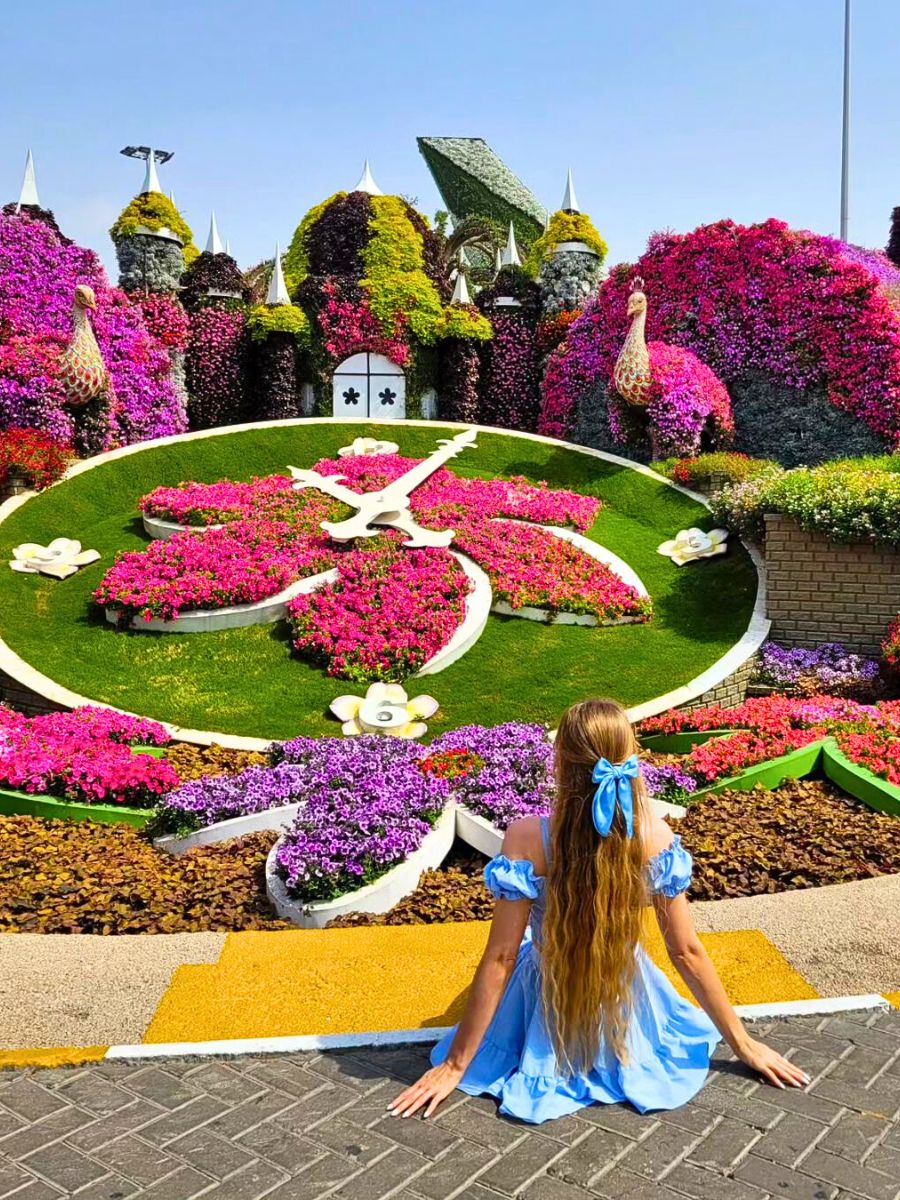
[271,736,450,903]
[427,722,555,828]
[156,762,308,835]
[641,762,698,805]
[755,641,880,695]
[153,719,720,900]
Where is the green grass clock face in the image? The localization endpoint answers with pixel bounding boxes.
[0,423,757,741]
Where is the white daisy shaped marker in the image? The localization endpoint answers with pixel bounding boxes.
[330,683,439,739]
[9,538,100,580]
[657,527,728,567]
[336,437,400,458]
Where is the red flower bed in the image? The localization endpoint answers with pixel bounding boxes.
[639,694,900,793]
[0,426,73,490]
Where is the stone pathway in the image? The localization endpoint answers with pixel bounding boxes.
[1,1011,900,1199]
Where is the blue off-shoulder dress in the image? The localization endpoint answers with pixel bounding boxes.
[430,816,720,1124]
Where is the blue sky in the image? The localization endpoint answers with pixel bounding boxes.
[3,1,898,276]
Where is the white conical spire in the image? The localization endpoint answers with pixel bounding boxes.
[205,210,225,255]
[458,245,470,268]
[142,149,162,194]
[168,189,176,205]
[451,269,471,305]
[494,246,503,274]
[15,149,41,211]
[266,243,290,305]
[352,159,383,196]
[225,240,232,257]
[500,221,521,267]
[561,168,579,213]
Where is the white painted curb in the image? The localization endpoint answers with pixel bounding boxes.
[104,994,892,1061]
[265,803,458,929]
[415,554,491,677]
[0,418,767,747]
[142,514,223,540]
[105,570,339,634]
[153,803,300,856]
[455,806,503,858]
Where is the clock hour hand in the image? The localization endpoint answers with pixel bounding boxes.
[287,466,362,508]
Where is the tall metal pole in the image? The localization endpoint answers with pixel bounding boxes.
[840,0,851,241]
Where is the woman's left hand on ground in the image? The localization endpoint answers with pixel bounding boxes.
[388,1062,465,1118]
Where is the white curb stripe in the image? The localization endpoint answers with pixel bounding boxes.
[105,1027,450,1060]
[104,994,893,1060]
[732,994,890,1020]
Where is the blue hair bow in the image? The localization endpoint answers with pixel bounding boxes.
[591,755,639,838]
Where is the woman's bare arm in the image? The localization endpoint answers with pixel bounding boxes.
[389,822,537,1118]
[652,882,809,1090]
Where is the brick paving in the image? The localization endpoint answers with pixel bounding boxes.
[1,1011,900,1199]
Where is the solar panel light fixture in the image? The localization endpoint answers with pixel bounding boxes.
[120,146,173,163]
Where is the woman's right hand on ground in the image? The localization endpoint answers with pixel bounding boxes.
[734,1037,810,1089]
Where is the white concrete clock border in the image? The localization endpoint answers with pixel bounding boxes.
[265,802,457,929]
[0,418,768,749]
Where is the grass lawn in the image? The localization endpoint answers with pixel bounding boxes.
[0,422,758,740]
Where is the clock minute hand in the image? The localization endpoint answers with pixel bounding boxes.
[376,428,478,507]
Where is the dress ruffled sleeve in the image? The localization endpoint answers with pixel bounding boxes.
[484,855,543,902]
[647,836,693,898]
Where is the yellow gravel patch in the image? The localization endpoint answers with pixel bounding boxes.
[0,1046,108,1070]
[144,920,817,1044]
[885,992,900,1008]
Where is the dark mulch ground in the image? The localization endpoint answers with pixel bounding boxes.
[164,743,268,782]
[679,776,900,900]
[0,819,287,934]
[1,781,897,934]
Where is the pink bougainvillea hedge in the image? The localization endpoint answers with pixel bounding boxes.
[0,211,187,447]
[539,219,900,452]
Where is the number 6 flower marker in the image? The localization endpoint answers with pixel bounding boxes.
[288,428,478,548]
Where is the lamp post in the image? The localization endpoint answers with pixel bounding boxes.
[840,0,851,242]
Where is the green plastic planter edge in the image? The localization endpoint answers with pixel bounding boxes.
[822,740,900,817]
[693,739,828,799]
[639,730,735,753]
[0,787,154,827]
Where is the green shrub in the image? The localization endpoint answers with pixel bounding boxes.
[653,452,776,488]
[247,304,310,344]
[523,210,608,277]
[110,194,198,265]
[711,456,900,543]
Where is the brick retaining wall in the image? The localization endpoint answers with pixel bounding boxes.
[0,667,65,715]
[764,513,900,654]
[682,653,756,712]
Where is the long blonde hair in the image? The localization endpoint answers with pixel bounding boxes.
[541,698,647,1071]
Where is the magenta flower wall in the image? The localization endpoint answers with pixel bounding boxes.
[0,212,186,444]
[185,306,248,429]
[539,219,900,449]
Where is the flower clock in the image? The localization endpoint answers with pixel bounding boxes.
[94,430,652,695]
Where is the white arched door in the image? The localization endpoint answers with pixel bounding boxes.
[332,353,406,420]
